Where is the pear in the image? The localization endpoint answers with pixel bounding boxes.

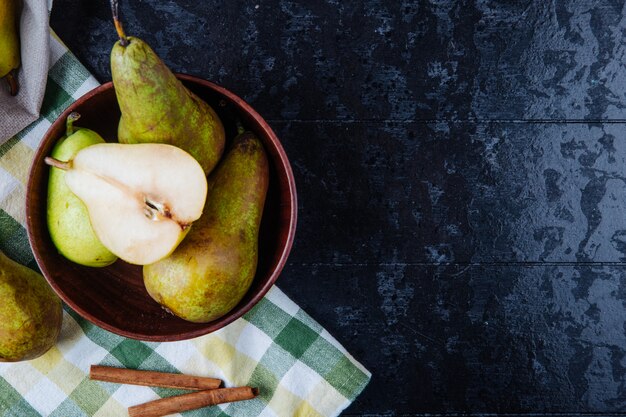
[109,2,225,175]
[44,143,208,266]
[0,0,21,95]
[144,131,269,323]
[0,251,62,362]
[47,113,117,267]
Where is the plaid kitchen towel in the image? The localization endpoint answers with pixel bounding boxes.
[0,32,370,417]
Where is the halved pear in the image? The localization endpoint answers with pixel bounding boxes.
[45,143,208,265]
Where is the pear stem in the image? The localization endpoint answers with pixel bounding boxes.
[110,0,129,47]
[236,122,246,136]
[66,112,81,136]
[44,157,71,171]
[5,70,18,96]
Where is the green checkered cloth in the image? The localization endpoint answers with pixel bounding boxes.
[0,32,370,417]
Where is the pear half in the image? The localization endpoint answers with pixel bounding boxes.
[45,143,208,265]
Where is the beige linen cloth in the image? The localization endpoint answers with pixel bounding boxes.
[0,0,51,144]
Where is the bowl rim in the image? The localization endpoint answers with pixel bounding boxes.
[25,74,298,341]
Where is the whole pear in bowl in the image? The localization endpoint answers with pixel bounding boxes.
[110,4,225,176]
[144,131,269,323]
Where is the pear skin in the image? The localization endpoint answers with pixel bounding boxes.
[47,113,117,267]
[0,251,62,362]
[143,132,269,323]
[110,34,225,175]
[0,0,21,95]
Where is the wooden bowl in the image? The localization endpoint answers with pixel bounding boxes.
[25,75,297,341]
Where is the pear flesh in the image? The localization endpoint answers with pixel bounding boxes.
[47,113,117,267]
[144,132,269,323]
[111,35,225,176]
[46,143,208,266]
[0,251,62,362]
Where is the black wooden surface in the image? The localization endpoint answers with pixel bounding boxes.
[50,1,626,415]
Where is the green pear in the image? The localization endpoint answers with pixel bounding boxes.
[47,113,117,267]
[0,251,62,362]
[109,8,225,175]
[143,131,269,323]
[0,0,21,95]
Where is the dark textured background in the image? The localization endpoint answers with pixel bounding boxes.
[50,0,626,415]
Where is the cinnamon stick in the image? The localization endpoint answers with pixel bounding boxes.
[128,387,259,417]
[90,365,221,390]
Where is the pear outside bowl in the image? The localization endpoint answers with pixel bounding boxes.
[26,75,297,341]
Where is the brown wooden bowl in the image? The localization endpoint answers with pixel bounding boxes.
[25,75,297,341]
